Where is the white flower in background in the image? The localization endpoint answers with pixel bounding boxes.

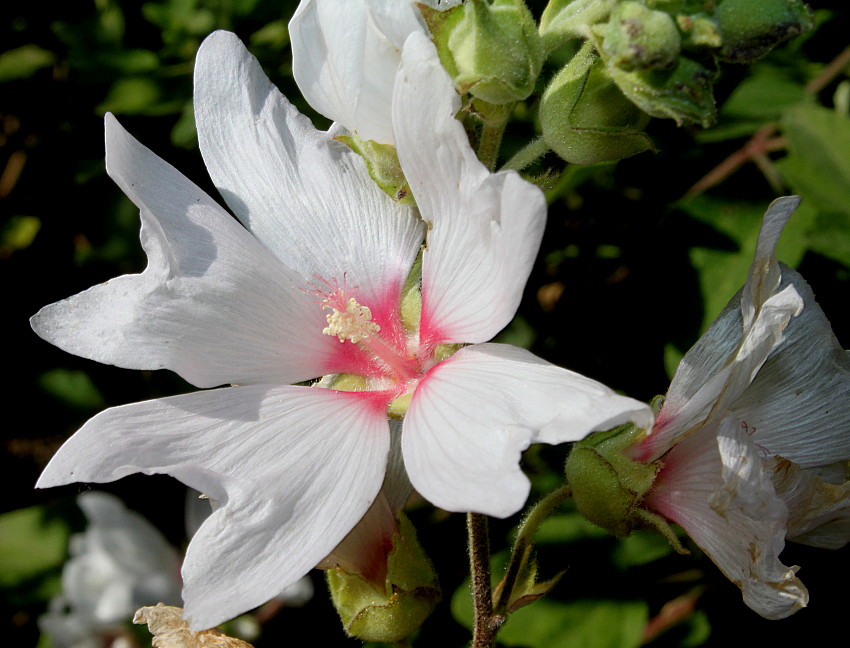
[33,30,651,629]
[290,0,458,144]
[39,492,182,648]
[631,196,850,619]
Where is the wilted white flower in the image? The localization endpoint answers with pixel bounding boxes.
[632,196,850,618]
[34,30,651,629]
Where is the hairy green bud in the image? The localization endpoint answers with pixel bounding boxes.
[423,0,544,104]
[335,135,413,204]
[540,43,653,165]
[715,0,814,63]
[599,1,682,71]
[565,423,686,551]
[327,513,440,643]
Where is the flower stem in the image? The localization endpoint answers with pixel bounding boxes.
[467,512,504,648]
[501,137,550,172]
[475,102,512,172]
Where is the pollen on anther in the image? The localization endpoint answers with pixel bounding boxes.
[323,297,380,343]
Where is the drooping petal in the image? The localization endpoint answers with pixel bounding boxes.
[290,0,426,144]
[736,266,850,468]
[639,198,805,460]
[194,30,423,320]
[770,456,850,550]
[645,420,807,619]
[37,385,391,630]
[31,115,335,389]
[403,343,653,518]
[393,32,547,345]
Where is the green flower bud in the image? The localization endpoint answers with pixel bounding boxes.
[565,423,685,551]
[676,13,723,49]
[599,1,682,71]
[715,0,814,63]
[422,0,544,104]
[327,513,440,643]
[540,43,653,165]
[606,54,717,126]
[335,135,413,204]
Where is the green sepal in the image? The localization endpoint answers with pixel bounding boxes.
[422,0,544,104]
[606,54,717,127]
[327,513,440,643]
[493,540,564,614]
[335,135,414,204]
[540,43,654,165]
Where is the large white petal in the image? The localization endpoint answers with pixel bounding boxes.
[645,420,807,619]
[290,0,425,144]
[393,32,547,345]
[37,385,391,630]
[403,343,653,518]
[194,30,423,316]
[31,115,334,388]
[316,421,411,585]
[639,198,804,460]
[737,266,850,468]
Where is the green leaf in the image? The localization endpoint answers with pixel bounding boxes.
[680,196,814,331]
[611,531,673,570]
[38,368,106,410]
[534,512,609,544]
[779,104,850,216]
[453,583,648,648]
[721,66,808,121]
[0,45,55,82]
[0,215,41,251]
[0,506,70,588]
[97,77,162,115]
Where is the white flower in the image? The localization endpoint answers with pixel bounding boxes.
[290,0,459,144]
[632,196,850,619]
[33,30,651,629]
[39,492,182,648]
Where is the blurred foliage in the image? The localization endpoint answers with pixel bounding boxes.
[3,0,850,647]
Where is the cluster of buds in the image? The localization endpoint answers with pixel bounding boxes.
[537,0,813,163]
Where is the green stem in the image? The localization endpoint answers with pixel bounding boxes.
[501,137,550,172]
[467,512,504,648]
[475,102,512,171]
[494,485,573,613]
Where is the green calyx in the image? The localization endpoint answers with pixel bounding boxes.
[327,513,441,643]
[605,53,717,126]
[565,423,685,552]
[422,0,544,104]
[540,42,654,165]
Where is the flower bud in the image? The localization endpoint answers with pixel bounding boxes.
[715,0,814,63]
[540,44,653,165]
[565,423,687,551]
[422,0,544,104]
[327,513,440,643]
[599,1,681,71]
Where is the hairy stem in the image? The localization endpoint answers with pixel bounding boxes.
[467,512,503,648]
